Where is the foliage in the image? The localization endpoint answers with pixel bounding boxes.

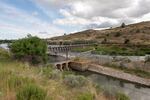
[0,40,13,44]
[0,48,11,59]
[77,92,93,100]
[74,57,80,61]
[42,65,53,78]
[92,45,150,56]
[71,47,94,52]
[62,71,75,78]
[64,75,88,88]
[101,38,107,44]
[114,32,121,37]
[103,86,117,98]
[116,92,130,100]
[10,36,47,64]
[145,55,150,62]
[16,83,46,100]
[8,75,34,90]
[50,69,62,80]
[121,23,125,28]
[71,40,97,45]
[124,39,130,44]
[94,84,103,93]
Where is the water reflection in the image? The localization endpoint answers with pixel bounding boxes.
[74,70,150,100]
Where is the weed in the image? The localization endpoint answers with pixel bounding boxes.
[16,83,46,100]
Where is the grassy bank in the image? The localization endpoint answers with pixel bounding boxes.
[71,46,94,52]
[92,45,150,56]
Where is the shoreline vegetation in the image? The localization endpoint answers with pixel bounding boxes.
[69,44,150,56]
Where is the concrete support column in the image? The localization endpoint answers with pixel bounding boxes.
[66,51,68,60]
[66,63,69,71]
[60,64,63,71]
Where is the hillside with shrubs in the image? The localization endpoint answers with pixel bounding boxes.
[50,21,150,45]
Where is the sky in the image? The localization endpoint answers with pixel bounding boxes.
[0,0,150,39]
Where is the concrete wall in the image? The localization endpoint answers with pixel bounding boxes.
[66,52,150,72]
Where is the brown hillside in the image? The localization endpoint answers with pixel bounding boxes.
[50,21,150,45]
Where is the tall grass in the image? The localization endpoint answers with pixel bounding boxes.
[16,83,46,100]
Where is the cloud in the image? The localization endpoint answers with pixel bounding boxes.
[37,0,149,28]
[127,0,150,18]
[0,2,65,39]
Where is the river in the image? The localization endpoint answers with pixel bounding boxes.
[75,70,150,100]
[0,43,9,50]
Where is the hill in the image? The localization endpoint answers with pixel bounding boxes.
[51,21,150,45]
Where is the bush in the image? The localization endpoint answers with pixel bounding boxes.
[10,36,47,64]
[124,39,130,44]
[64,75,88,88]
[42,66,53,78]
[50,70,62,80]
[0,48,11,59]
[103,86,117,98]
[121,23,125,28]
[116,92,130,100]
[114,32,121,37]
[77,92,93,100]
[16,84,46,100]
[62,71,75,78]
[145,55,150,62]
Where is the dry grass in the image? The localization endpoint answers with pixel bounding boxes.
[0,59,107,100]
[50,21,150,45]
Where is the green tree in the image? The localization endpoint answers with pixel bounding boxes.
[121,23,125,28]
[10,36,47,64]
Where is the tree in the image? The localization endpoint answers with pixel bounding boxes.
[124,39,130,44]
[121,23,125,28]
[10,36,47,64]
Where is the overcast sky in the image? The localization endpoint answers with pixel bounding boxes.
[0,0,150,39]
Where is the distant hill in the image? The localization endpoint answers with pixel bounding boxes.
[50,21,150,45]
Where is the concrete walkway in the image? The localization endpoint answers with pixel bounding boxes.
[88,64,150,87]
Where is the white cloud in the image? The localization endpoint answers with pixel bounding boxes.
[35,0,150,29]
[0,2,65,39]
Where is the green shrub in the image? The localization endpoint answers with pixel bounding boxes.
[10,36,47,64]
[77,92,93,100]
[121,23,125,28]
[42,66,53,78]
[145,55,150,62]
[64,75,88,88]
[16,84,46,100]
[116,92,130,100]
[0,48,11,59]
[114,32,121,37]
[124,39,130,44]
[103,86,117,98]
[50,70,62,80]
[74,57,80,61]
[62,71,75,78]
[71,47,94,52]
[94,84,102,93]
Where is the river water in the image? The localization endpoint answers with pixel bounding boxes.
[75,70,150,100]
[0,43,9,50]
